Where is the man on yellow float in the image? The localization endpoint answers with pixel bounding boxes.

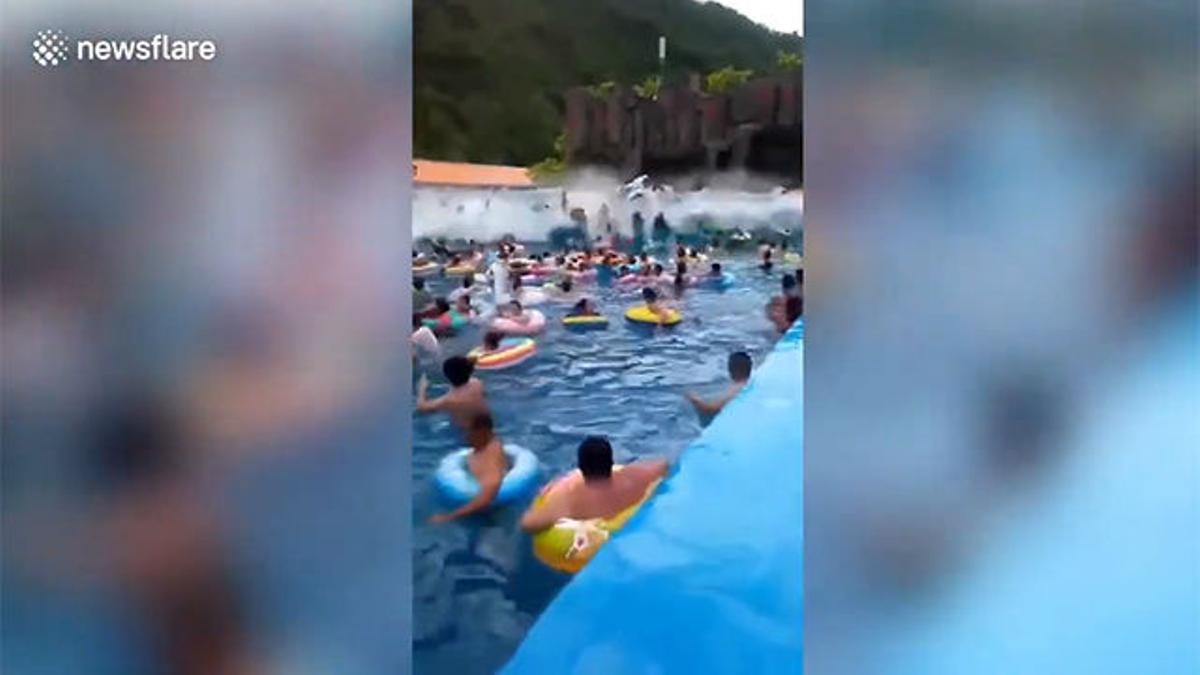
[519,436,668,534]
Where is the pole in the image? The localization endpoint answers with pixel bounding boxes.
[658,36,666,83]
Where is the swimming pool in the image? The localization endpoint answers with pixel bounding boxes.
[412,256,793,675]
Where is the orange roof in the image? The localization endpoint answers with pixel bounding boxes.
[413,159,534,188]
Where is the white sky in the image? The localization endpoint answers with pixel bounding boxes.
[706,0,803,35]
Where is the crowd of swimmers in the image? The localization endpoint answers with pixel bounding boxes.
[412,237,803,528]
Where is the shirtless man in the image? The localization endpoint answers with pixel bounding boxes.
[416,356,490,436]
[429,413,508,523]
[519,436,669,533]
[641,287,675,324]
[686,351,752,417]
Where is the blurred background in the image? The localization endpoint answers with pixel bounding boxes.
[805,0,1197,673]
[2,2,412,674]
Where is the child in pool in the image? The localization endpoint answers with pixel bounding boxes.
[429,413,509,524]
[708,262,724,278]
[519,436,669,533]
[453,294,475,318]
[475,330,504,356]
[686,351,752,417]
[502,300,533,325]
[416,356,491,439]
[641,287,674,323]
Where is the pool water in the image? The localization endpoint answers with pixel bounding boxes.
[412,256,793,675]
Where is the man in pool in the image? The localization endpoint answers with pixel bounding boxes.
[429,413,509,524]
[686,351,752,416]
[519,436,669,533]
[416,355,491,437]
[709,262,723,278]
[476,330,503,356]
[568,298,600,317]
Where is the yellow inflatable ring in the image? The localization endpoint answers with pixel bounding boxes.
[531,466,662,574]
[444,265,477,276]
[413,262,440,276]
[625,305,682,326]
[467,337,537,370]
[562,314,609,328]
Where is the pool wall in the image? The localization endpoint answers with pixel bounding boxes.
[502,320,803,674]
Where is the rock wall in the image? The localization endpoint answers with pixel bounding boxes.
[565,74,802,185]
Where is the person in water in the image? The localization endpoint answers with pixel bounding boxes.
[686,351,752,416]
[411,315,440,363]
[416,356,491,436]
[429,413,509,524]
[767,274,803,333]
[477,330,503,355]
[453,294,474,318]
[519,436,669,533]
[709,262,724,278]
[413,278,435,316]
[568,297,600,317]
[641,287,674,323]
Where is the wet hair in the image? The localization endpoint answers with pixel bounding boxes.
[414,278,426,291]
[508,300,523,313]
[728,352,752,382]
[572,298,588,313]
[560,278,573,293]
[556,256,567,266]
[442,356,475,386]
[642,287,659,303]
[578,436,614,481]
[653,263,664,275]
[483,331,502,350]
[435,298,451,313]
[711,262,722,274]
[461,275,473,288]
[782,274,797,291]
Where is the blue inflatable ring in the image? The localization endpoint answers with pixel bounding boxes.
[701,272,735,290]
[434,444,540,506]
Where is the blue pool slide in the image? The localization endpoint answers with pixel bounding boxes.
[503,321,804,674]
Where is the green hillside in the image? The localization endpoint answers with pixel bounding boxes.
[414,0,802,166]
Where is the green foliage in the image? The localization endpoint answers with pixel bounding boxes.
[776,50,802,71]
[633,75,662,100]
[414,0,802,165]
[705,66,754,94]
[587,81,617,98]
[529,132,568,184]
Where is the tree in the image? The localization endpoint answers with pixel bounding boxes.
[529,132,568,184]
[633,74,662,100]
[704,66,753,94]
[776,50,802,71]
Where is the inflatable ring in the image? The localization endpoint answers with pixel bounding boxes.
[701,272,735,290]
[434,444,540,506]
[444,265,478,276]
[531,466,662,574]
[422,311,468,336]
[413,262,441,277]
[491,309,547,336]
[625,305,682,326]
[783,252,802,265]
[520,274,547,287]
[562,314,608,329]
[467,337,536,370]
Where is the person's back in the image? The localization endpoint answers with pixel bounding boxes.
[521,436,667,532]
[416,356,490,435]
[429,413,509,523]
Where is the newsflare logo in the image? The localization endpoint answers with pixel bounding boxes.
[32,29,218,68]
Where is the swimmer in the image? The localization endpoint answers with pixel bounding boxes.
[708,262,724,278]
[567,298,600,317]
[411,315,440,362]
[453,294,475,317]
[641,287,674,323]
[475,330,503,356]
[502,300,533,326]
[416,356,491,436]
[429,413,509,524]
[686,351,752,416]
[413,278,435,315]
[431,297,452,321]
[519,436,669,533]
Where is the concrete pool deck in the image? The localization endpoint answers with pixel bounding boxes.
[502,320,803,674]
